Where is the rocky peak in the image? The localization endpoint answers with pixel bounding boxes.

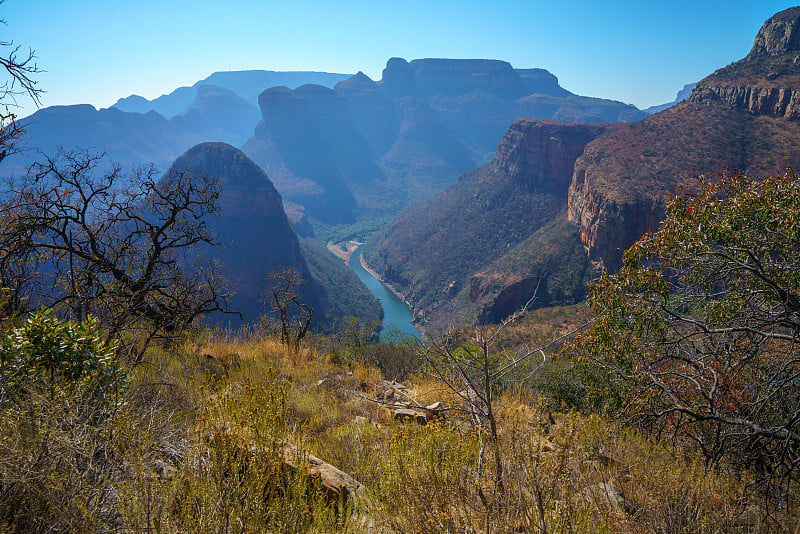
[334,71,384,97]
[686,8,800,119]
[748,7,800,58]
[515,68,573,98]
[168,142,284,215]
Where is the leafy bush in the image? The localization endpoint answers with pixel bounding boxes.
[0,308,126,414]
[570,170,800,494]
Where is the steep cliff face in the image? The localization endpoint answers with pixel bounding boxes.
[688,83,800,119]
[748,7,800,58]
[491,120,621,196]
[568,7,800,273]
[241,85,361,223]
[365,119,613,327]
[168,143,308,324]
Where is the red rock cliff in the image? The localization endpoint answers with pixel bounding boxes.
[568,7,800,273]
[491,119,621,196]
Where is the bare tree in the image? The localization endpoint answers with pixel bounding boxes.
[0,3,43,163]
[0,148,232,361]
[423,291,559,517]
[266,268,312,354]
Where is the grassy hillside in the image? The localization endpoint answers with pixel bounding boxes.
[2,309,795,532]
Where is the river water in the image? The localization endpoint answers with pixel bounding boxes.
[348,248,420,341]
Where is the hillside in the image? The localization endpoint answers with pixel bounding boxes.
[165,142,380,329]
[364,120,619,326]
[568,6,800,272]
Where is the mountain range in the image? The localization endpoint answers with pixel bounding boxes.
[366,6,800,328]
[4,59,648,228]
[113,69,352,117]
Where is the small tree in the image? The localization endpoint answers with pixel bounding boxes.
[0,308,125,415]
[423,294,559,518]
[266,268,312,354]
[0,148,230,361]
[572,170,800,494]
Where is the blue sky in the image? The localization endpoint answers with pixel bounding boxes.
[3,1,798,118]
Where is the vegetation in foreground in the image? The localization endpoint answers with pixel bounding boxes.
[0,151,798,532]
[2,315,798,533]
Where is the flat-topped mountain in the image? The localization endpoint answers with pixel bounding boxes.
[364,119,619,326]
[239,59,646,223]
[568,6,800,273]
[166,142,380,328]
[5,60,647,231]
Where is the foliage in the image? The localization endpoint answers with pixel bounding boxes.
[0,308,126,412]
[571,170,800,493]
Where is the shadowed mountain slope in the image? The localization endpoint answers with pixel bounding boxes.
[166,142,380,328]
[364,120,618,326]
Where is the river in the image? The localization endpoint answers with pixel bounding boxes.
[348,247,420,341]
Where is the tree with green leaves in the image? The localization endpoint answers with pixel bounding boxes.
[571,170,800,492]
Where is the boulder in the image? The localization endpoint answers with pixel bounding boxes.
[282,445,365,506]
[393,408,428,425]
[581,483,639,515]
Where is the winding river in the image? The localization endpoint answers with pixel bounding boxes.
[348,247,420,341]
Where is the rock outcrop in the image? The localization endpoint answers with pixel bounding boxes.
[748,7,800,58]
[380,58,528,99]
[685,8,800,120]
[567,7,800,272]
[491,120,621,196]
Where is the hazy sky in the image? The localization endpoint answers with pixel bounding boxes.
[3,1,798,118]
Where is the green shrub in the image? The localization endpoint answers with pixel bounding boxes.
[0,308,127,414]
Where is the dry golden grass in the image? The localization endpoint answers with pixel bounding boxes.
[1,327,797,532]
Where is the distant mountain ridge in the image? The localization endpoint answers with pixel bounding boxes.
[3,60,648,230]
[113,69,353,117]
[241,58,646,223]
[644,82,696,114]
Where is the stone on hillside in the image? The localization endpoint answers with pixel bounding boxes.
[282,445,364,506]
[582,483,639,515]
[393,408,428,425]
[425,401,446,420]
